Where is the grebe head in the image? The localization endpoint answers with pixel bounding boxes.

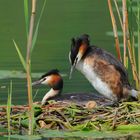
[32,69,63,105]
[69,34,90,79]
[32,69,63,90]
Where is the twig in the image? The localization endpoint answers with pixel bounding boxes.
[112,108,118,129]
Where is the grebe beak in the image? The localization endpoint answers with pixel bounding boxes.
[69,42,87,79]
[32,80,42,86]
[69,47,85,79]
[69,50,83,79]
[69,57,78,79]
[69,65,74,79]
[32,78,45,86]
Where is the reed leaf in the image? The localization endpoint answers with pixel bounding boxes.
[13,40,26,71]
[7,81,12,135]
[31,0,47,52]
[24,0,29,37]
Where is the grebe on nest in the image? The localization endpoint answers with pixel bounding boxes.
[69,34,139,104]
[32,69,63,105]
[32,69,105,105]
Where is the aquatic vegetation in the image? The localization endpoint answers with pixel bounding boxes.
[108,0,140,89]
[1,0,139,139]
[1,101,140,135]
[12,0,47,135]
[6,81,12,135]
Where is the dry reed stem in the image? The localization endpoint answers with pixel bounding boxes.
[138,3,140,89]
[1,101,140,132]
[122,0,127,67]
[124,1,140,88]
[107,0,122,62]
[113,0,139,87]
[112,108,118,129]
[113,0,123,29]
[26,0,36,135]
[0,105,29,109]
[127,40,140,85]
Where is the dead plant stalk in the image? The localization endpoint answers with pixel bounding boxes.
[138,2,140,89]
[107,0,122,62]
[26,0,36,135]
[113,0,123,29]
[122,0,127,67]
[112,0,139,88]
[124,1,139,88]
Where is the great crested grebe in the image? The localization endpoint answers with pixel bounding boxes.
[32,69,63,105]
[69,34,138,103]
[32,69,106,105]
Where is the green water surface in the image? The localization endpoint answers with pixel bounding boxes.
[0,0,140,139]
[0,0,116,105]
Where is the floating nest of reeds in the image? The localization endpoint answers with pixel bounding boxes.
[0,98,140,134]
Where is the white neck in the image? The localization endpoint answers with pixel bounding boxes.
[41,88,60,105]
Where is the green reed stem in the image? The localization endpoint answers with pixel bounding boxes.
[32,0,47,52]
[7,81,12,135]
[24,0,29,38]
[13,0,46,135]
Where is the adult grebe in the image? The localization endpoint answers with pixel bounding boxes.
[69,34,138,103]
[32,69,63,105]
[32,69,105,105]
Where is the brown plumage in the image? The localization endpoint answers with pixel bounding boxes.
[69,34,138,102]
[32,69,63,105]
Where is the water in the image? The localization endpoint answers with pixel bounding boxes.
[0,0,117,105]
[0,1,140,139]
[1,0,136,105]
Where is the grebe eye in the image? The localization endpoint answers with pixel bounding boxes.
[43,78,46,81]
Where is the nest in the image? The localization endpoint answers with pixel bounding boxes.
[0,100,140,134]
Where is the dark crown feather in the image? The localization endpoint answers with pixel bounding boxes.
[41,69,59,79]
[70,34,90,65]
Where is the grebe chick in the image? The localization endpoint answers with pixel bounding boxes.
[32,69,63,105]
[69,34,139,103]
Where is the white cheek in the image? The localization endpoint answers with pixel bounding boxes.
[41,76,51,85]
[76,52,82,62]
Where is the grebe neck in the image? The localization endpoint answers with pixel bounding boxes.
[41,88,61,105]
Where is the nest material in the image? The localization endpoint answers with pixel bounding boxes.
[0,100,140,133]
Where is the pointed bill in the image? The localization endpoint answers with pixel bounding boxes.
[69,65,75,79]
[32,80,42,86]
[69,57,78,79]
